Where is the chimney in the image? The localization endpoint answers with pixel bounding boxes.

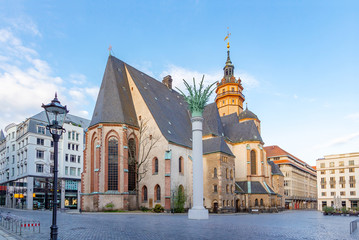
[162,75,173,90]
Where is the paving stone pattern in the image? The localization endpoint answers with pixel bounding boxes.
[0,208,358,240]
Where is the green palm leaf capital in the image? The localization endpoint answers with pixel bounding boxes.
[176,75,216,117]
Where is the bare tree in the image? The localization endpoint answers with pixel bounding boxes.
[127,118,161,209]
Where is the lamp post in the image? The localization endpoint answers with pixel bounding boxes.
[42,93,68,240]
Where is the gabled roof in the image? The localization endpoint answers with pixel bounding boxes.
[203,136,234,156]
[90,56,138,128]
[267,160,284,176]
[125,61,192,148]
[32,111,90,129]
[0,130,5,142]
[221,113,262,143]
[203,103,224,137]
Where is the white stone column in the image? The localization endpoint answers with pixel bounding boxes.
[26,177,33,210]
[188,116,208,219]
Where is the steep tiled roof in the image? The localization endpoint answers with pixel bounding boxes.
[125,62,192,148]
[90,56,138,128]
[203,136,234,156]
[238,107,259,121]
[0,130,5,141]
[203,103,225,137]
[221,113,263,143]
[236,181,270,194]
[267,160,284,176]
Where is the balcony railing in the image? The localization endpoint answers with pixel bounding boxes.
[216,91,245,99]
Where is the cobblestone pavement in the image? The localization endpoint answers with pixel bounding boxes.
[0,208,358,240]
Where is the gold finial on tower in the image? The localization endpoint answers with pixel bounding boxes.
[224,27,231,49]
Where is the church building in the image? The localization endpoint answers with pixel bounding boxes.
[81,45,284,212]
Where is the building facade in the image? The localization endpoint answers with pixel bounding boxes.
[265,145,317,209]
[0,111,89,210]
[81,46,284,213]
[316,152,359,210]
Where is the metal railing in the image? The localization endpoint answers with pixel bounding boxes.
[0,212,40,236]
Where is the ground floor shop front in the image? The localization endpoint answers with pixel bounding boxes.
[0,176,81,210]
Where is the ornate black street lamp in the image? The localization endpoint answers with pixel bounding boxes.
[42,93,68,240]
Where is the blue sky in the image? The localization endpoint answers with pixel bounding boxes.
[0,0,358,166]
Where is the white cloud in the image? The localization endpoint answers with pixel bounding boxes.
[159,64,221,102]
[0,25,96,131]
[345,113,359,120]
[314,132,359,150]
[238,71,260,89]
[294,94,298,99]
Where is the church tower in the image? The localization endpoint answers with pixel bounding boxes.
[215,42,245,117]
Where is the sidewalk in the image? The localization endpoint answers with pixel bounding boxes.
[0,229,19,240]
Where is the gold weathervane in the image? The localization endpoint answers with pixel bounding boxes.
[224,28,231,49]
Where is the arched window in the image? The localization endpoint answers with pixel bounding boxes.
[128,138,136,192]
[230,169,233,179]
[223,200,225,207]
[179,157,184,173]
[231,200,234,207]
[226,185,229,194]
[152,157,158,174]
[230,184,233,194]
[226,168,229,179]
[226,69,228,75]
[214,184,217,193]
[227,200,230,207]
[142,185,148,202]
[255,199,259,207]
[108,138,118,191]
[251,150,257,175]
[155,185,161,202]
[260,199,264,206]
[179,185,184,194]
[214,168,217,178]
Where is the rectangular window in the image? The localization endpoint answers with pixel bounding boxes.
[37,138,44,145]
[65,166,68,175]
[72,132,75,140]
[70,167,76,176]
[36,150,44,159]
[36,164,44,173]
[70,155,76,163]
[321,170,325,174]
[72,144,75,150]
[50,152,54,161]
[76,133,79,141]
[68,131,71,139]
[330,192,335,196]
[77,156,81,163]
[349,160,355,166]
[214,185,217,193]
[321,192,326,196]
[340,191,345,196]
[12,144,15,151]
[349,168,355,173]
[350,176,356,188]
[12,155,15,163]
[330,169,335,174]
[76,145,79,151]
[37,126,45,134]
[339,161,344,166]
[65,154,68,162]
[339,169,345,173]
[350,191,356,196]
[68,143,71,150]
[11,168,14,176]
[330,162,334,167]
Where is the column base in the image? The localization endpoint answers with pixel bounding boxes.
[188,207,209,220]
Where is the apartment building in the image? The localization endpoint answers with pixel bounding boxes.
[316,152,359,210]
[265,145,317,209]
[0,111,89,210]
